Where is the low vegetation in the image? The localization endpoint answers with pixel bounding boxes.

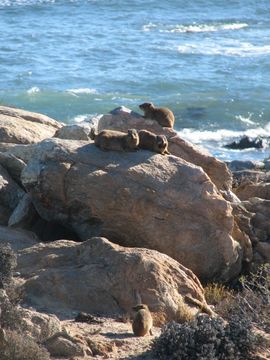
[0,329,50,360]
[152,264,270,360]
[0,243,50,360]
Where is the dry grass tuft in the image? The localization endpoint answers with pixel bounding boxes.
[176,298,195,324]
[204,282,234,306]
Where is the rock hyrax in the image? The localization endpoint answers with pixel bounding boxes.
[138,129,170,155]
[90,128,139,152]
[132,304,153,337]
[139,102,175,128]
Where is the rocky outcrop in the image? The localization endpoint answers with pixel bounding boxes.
[20,137,243,281]
[97,107,232,191]
[224,135,264,150]
[20,308,62,342]
[54,124,91,141]
[17,237,206,321]
[242,198,270,242]
[228,160,265,172]
[0,225,38,250]
[0,105,62,144]
[234,182,270,201]
[0,152,26,185]
[8,193,38,229]
[0,164,25,225]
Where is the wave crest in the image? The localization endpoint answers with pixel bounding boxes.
[67,88,98,95]
[177,42,270,57]
[142,22,248,33]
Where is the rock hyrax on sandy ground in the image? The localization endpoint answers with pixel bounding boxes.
[138,129,170,155]
[90,128,139,151]
[139,102,175,128]
[132,304,153,337]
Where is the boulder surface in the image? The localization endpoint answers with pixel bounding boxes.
[0,105,62,144]
[18,237,206,321]
[21,138,242,281]
[98,107,232,191]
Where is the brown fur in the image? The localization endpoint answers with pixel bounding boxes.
[139,102,175,128]
[138,129,170,155]
[132,304,153,337]
[90,128,139,152]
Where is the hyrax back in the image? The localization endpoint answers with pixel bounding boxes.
[139,102,175,128]
[138,129,170,155]
[132,304,153,337]
[90,128,139,152]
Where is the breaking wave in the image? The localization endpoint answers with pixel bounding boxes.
[179,123,270,145]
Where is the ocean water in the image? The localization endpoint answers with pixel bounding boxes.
[1,0,270,161]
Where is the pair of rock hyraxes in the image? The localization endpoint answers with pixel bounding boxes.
[90,102,174,155]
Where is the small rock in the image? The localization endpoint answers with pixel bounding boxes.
[75,312,104,324]
[54,124,91,141]
[228,160,265,172]
[224,135,265,150]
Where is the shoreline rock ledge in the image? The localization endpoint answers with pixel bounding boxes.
[21,137,242,282]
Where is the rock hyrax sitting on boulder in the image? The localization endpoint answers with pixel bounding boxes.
[138,129,170,155]
[132,304,153,337]
[90,128,139,152]
[139,102,175,128]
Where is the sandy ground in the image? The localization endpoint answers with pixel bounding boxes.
[51,316,270,360]
[60,316,161,360]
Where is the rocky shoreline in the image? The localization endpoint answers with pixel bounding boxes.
[0,105,269,359]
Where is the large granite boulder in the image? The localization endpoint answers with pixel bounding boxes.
[0,105,62,144]
[21,138,243,281]
[97,107,232,191]
[18,237,206,321]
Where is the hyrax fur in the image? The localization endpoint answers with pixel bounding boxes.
[132,304,153,337]
[90,128,139,152]
[138,129,170,155]
[139,102,175,128]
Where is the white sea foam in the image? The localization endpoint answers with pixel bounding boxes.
[27,86,40,94]
[165,23,248,33]
[235,114,257,125]
[142,22,158,32]
[177,41,270,57]
[73,114,102,126]
[73,114,89,123]
[0,0,55,6]
[67,88,98,95]
[179,122,270,145]
[142,22,248,33]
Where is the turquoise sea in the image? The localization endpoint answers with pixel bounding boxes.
[1,0,270,161]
